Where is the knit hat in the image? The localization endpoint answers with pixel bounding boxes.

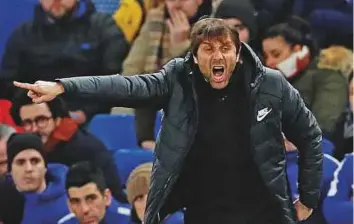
[7,133,47,171]
[126,162,153,205]
[214,0,258,40]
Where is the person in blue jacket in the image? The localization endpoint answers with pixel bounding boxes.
[323,153,353,224]
[0,133,71,224]
[284,134,340,223]
[63,161,131,224]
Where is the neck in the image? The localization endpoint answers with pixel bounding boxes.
[37,179,47,193]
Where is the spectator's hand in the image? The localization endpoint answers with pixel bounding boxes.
[13,81,64,103]
[70,110,87,124]
[295,200,313,221]
[141,140,156,150]
[166,10,190,45]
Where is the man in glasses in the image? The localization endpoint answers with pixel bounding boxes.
[9,90,127,203]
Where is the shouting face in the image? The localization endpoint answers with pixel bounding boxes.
[194,34,239,89]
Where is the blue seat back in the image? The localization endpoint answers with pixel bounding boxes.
[322,137,335,155]
[0,0,36,63]
[88,113,162,150]
[113,149,154,187]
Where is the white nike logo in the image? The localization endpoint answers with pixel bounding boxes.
[257,108,272,121]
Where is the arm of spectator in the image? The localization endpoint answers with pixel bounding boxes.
[280,73,323,209]
[169,39,191,58]
[310,69,348,134]
[135,107,158,148]
[90,145,127,202]
[121,14,152,76]
[323,154,353,224]
[97,14,131,73]
[0,26,24,99]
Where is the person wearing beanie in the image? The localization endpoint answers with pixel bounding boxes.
[126,162,184,224]
[214,0,257,43]
[11,90,126,203]
[0,133,71,224]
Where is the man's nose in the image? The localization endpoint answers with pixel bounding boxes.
[29,124,39,133]
[81,202,90,214]
[213,50,223,60]
[24,161,34,172]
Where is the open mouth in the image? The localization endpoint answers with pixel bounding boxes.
[212,65,225,82]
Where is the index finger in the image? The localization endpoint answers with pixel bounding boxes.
[13,81,36,91]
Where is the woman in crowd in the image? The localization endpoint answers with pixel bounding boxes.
[262,16,352,135]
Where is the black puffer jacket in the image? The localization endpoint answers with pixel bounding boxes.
[0,0,130,120]
[58,43,323,224]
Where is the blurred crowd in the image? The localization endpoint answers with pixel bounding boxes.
[0,0,353,223]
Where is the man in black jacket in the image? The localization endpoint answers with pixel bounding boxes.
[0,0,130,123]
[14,18,323,224]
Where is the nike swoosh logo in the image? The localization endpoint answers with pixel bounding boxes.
[257,108,272,121]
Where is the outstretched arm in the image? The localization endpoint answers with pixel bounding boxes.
[14,59,178,108]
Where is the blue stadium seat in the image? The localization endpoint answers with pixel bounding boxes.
[0,0,36,63]
[163,211,184,224]
[322,137,334,155]
[88,113,162,150]
[113,149,154,187]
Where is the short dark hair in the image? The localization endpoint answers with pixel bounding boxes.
[10,89,70,125]
[65,161,107,194]
[190,18,241,56]
[263,16,317,57]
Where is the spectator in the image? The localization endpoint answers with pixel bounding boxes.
[113,0,164,44]
[262,17,350,134]
[63,161,131,224]
[0,0,130,123]
[323,153,353,224]
[330,72,353,161]
[10,90,126,202]
[126,162,184,223]
[214,0,258,48]
[0,124,16,179]
[122,0,212,150]
[0,133,71,224]
[284,134,340,224]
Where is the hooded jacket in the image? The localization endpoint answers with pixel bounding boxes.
[0,164,71,224]
[57,43,323,224]
[0,0,130,120]
[291,46,352,135]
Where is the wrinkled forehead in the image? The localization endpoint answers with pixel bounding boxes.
[200,34,235,47]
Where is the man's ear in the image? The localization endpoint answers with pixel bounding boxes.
[103,189,112,207]
[67,199,73,213]
[193,55,198,64]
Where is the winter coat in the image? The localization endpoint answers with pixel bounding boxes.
[57,43,323,224]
